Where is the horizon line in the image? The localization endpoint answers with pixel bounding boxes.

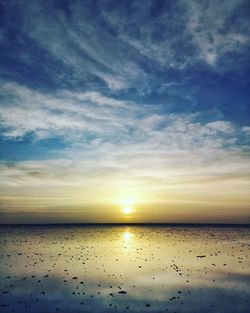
[0,222,249,227]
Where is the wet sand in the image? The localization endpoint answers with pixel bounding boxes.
[0,225,249,312]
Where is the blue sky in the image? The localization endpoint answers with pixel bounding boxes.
[0,0,250,223]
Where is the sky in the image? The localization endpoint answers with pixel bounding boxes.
[0,0,250,224]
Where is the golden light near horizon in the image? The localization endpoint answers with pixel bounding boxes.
[113,191,147,215]
[121,198,134,206]
[121,198,135,215]
[122,207,134,214]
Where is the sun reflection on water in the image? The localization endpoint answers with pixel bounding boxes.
[123,230,133,241]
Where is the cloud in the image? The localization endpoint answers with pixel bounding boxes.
[1,82,249,194]
[0,0,249,129]
[1,81,247,151]
[1,129,249,218]
[186,0,250,66]
[0,81,139,140]
[1,0,249,96]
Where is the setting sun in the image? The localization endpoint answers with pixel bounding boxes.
[122,207,134,214]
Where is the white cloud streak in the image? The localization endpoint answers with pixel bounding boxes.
[0,82,249,197]
[3,0,248,94]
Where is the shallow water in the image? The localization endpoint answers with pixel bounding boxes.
[0,225,249,313]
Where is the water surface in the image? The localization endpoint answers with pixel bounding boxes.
[0,225,249,312]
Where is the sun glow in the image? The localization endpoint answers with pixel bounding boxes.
[121,198,135,206]
[122,207,134,214]
[119,197,135,215]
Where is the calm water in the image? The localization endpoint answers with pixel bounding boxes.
[0,225,249,313]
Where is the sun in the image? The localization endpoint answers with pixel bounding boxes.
[122,207,134,214]
[116,197,136,215]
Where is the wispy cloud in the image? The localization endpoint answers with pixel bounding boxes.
[186,0,249,66]
[1,82,249,190]
[0,81,138,139]
[1,81,248,149]
[1,0,249,94]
